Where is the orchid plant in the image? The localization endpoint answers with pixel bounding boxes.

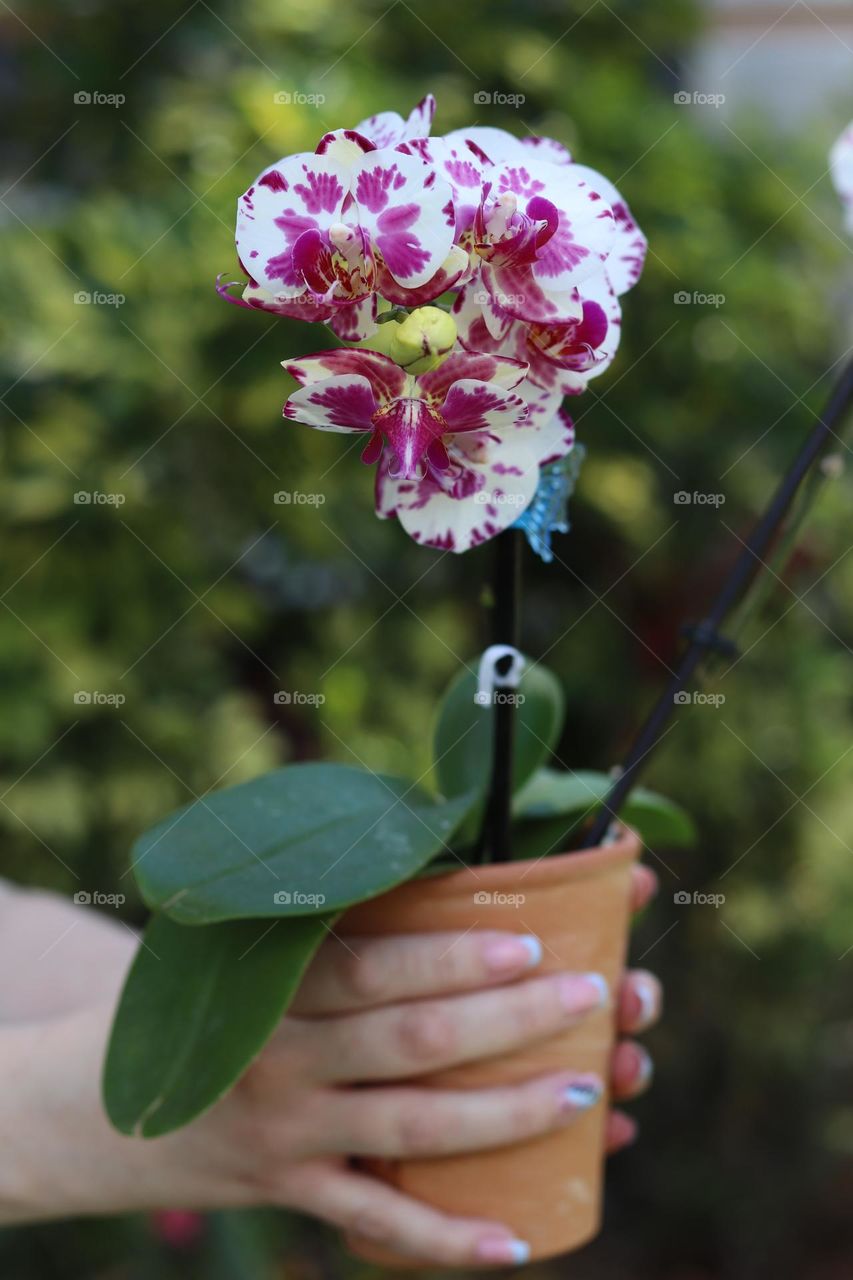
[103,97,694,1140]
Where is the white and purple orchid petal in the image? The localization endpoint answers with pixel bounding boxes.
[442,126,530,167]
[236,153,349,296]
[328,294,379,342]
[480,259,583,327]
[283,375,378,432]
[438,381,529,436]
[315,129,376,162]
[355,95,436,149]
[568,164,646,295]
[495,162,616,292]
[521,135,572,165]
[352,148,455,288]
[524,405,576,466]
[400,136,490,237]
[284,348,408,403]
[830,121,853,234]
[372,397,448,478]
[375,244,468,307]
[217,274,337,323]
[416,351,529,402]
[379,432,541,553]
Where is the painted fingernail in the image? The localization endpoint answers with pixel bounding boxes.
[475,1237,531,1266]
[558,972,609,1014]
[632,1044,654,1090]
[632,973,659,1030]
[484,935,543,973]
[561,1075,604,1113]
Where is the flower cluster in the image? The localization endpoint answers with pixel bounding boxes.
[220,96,646,554]
[831,121,853,235]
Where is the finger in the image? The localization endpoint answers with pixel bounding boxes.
[304,1072,604,1158]
[292,930,543,1016]
[617,969,662,1034]
[290,1161,532,1267]
[293,970,609,1084]
[605,1109,638,1154]
[630,864,658,913]
[610,1039,654,1101]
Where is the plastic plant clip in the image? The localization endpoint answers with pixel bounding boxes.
[475,644,526,707]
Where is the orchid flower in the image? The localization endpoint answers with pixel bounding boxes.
[453,271,621,397]
[282,348,572,551]
[830,121,853,234]
[220,121,464,340]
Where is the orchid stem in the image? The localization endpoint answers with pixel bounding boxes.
[478,528,522,864]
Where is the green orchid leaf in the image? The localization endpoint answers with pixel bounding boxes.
[103,912,330,1137]
[511,767,696,856]
[434,659,565,803]
[133,763,473,925]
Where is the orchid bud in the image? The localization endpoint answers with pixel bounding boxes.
[387,306,457,372]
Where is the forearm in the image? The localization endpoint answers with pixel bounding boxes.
[0,1002,249,1224]
[0,882,136,1021]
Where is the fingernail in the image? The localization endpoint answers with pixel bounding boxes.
[633,1044,654,1089]
[484,935,543,973]
[557,971,609,1014]
[561,1075,604,1112]
[475,1237,531,1266]
[633,973,658,1030]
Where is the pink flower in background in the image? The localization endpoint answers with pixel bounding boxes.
[149,1210,205,1249]
[830,121,853,233]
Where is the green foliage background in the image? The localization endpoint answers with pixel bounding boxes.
[2,0,853,1275]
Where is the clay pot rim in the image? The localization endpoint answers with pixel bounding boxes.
[421,824,642,896]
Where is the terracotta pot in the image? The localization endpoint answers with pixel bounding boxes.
[342,826,642,1266]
